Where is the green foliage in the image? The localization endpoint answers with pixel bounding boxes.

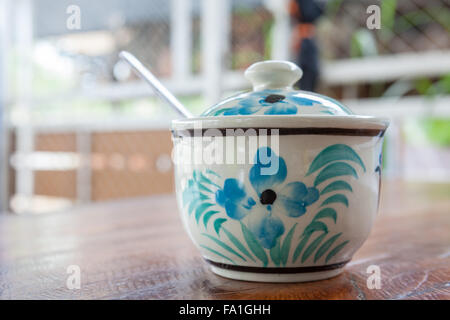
[396,6,450,34]
[269,239,282,266]
[262,19,274,60]
[415,78,435,96]
[325,0,343,17]
[195,203,215,223]
[320,180,353,195]
[425,6,450,32]
[293,221,328,262]
[293,144,362,264]
[313,208,337,224]
[350,29,378,58]
[293,233,312,263]
[415,74,450,97]
[422,118,450,147]
[240,222,269,267]
[280,224,297,266]
[325,241,350,263]
[314,162,358,187]
[320,194,349,208]
[188,145,363,267]
[405,74,450,147]
[202,233,246,261]
[269,224,299,267]
[214,218,227,235]
[214,108,232,116]
[182,169,229,242]
[314,233,342,262]
[301,233,328,263]
[303,221,328,235]
[222,227,256,262]
[202,210,220,229]
[381,0,398,31]
[200,244,235,264]
[307,144,366,176]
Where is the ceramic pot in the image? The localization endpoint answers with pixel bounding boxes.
[171,61,389,282]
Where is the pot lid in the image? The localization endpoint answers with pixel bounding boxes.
[201,60,353,117]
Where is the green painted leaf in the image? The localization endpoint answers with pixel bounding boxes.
[320,194,349,207]
[186,179,195,188]
[214,218,227,235]
[307,144,366,176]
[325,240,350,263]
[269,239,281,266]
[303,221,328,235]
[200,244,235,264]
[197,182,213,194]
[240,222,268,267]
[314,233,342,262]
[320,180,353,195]
[199,172,221,188]
[193,170,201,180]
[202,233,246,261]
[222,227,256,262]
[314,162,358,187]
[281,223,297,266]
[198,193,210,201]
[206,169,221,178]
[195,203,214,223]
[292,233,312,263]
[381,0,397,30]
[192,171,212,192]
[313,208,337,224]
[188,198,201,216]
[214,108,231,116]
[202,210,220,228]
[302,232,328,263]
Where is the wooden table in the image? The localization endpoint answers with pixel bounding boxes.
[0,180,449,300]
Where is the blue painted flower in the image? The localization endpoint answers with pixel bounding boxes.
[215,147,319,249]
[215,179,256,220]
[222,90,321,116]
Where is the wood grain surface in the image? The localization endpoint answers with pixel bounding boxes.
[0,180,449,300]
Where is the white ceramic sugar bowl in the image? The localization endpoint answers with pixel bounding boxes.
[171,60,389,282]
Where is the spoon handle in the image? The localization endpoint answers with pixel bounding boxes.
[119,51,193,118]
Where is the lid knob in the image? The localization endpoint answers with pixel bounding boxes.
[245,60,303,91]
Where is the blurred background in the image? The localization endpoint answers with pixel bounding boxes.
[0,0,449,214]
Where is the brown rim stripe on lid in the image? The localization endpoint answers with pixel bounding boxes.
[205,259,350,274]
[172,127,385,138]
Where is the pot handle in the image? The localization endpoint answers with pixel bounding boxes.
[245,60,303,91]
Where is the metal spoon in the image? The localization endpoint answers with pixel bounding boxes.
[119,51,193,118]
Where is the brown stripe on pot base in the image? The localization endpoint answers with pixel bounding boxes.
[172,127,385,138]
[205,259,350,274]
